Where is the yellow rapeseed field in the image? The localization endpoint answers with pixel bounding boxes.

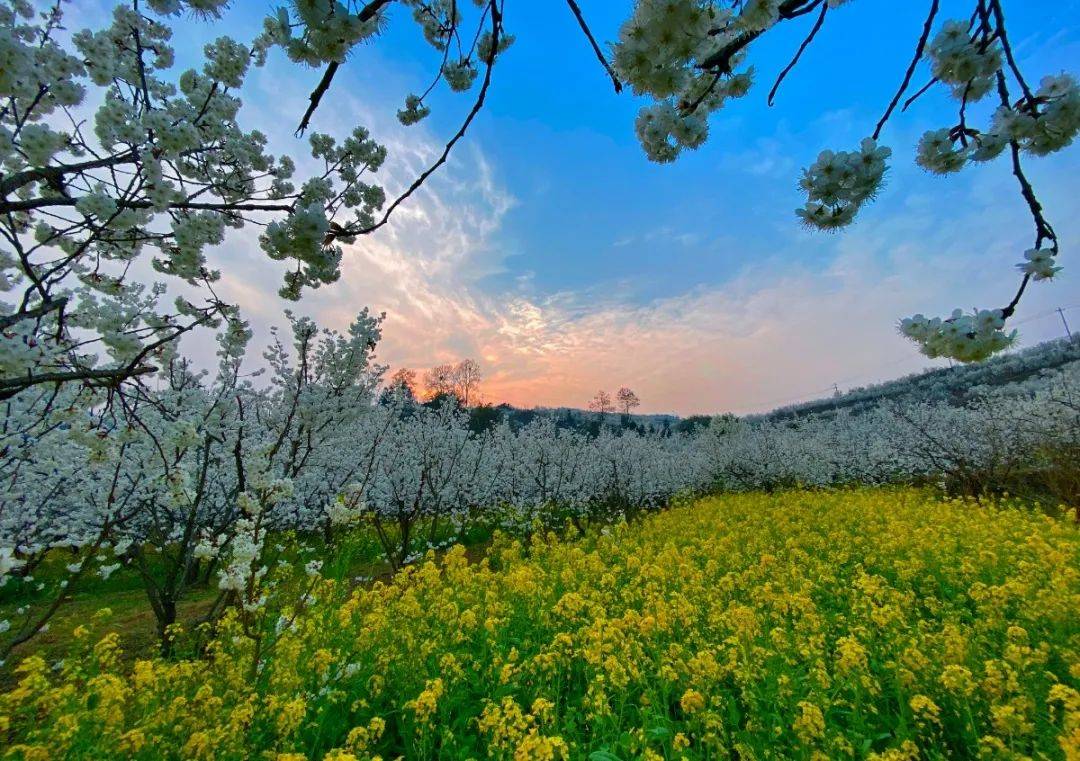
[2,488,1079,760]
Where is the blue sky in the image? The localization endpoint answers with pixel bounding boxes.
[76,1,1080,413]
[472,1,1080,299]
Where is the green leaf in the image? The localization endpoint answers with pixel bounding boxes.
[645,725,672,741]
[589,752,623,761]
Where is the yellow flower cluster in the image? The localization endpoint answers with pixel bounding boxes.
[1,488,1078,759]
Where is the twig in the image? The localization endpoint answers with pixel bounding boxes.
[873,0,939,139]
[294,0,397,135]
[901,76,938,112]
[767,1,828,107]
[565,0,622,93]
[988,0,1034,103]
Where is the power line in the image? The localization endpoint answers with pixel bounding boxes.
[1012,303,1079,326]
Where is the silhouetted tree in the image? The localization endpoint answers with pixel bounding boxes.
[454,359,483,407]
[383,367,419,404]
[588,390,613,416]
[424,364,457,400]
[423,359,483,406]
[616,387,641,416]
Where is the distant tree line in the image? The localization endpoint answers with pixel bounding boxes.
[380,365,711,438]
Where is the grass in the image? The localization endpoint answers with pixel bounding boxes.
[2,488,1079,760]
[0,520,495,680]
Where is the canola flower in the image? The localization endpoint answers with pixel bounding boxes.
[1,488,1078,759]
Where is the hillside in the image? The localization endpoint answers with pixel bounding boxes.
[752,336,1080,423]
[489,336,1080,432]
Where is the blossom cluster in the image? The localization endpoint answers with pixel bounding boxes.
[796,138,891,229]
[916,73,1080,175]
[613,1,753,163]
[899,309,1015,363]
[927,20,1002,102]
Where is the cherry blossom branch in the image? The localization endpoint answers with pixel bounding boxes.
[353,0,503,237]
[698,0,820,72]
[873,0,939,139]
[294,0,398,135]
[0,197,295,214]
[565,0,622,93]
[993,70,1056,320]
[767,0,828,107]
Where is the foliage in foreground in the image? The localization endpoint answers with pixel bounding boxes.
[2,489,1078,760]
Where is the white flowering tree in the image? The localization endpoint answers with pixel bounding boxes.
[701,355,1080,496]
[0,0,505,652]
[0,0,516,409]
[0,307,389,654]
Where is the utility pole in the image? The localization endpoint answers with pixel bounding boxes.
[1058,307,1073,339]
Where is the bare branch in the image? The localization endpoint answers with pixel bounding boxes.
[873,0,939,140]
[0,151,139,197]
[0,296,67,331]
[565,0,622,94]
[988,0,1034,103]
[0,365,156,401]
[767,1,828,107]
[296,61,340,138]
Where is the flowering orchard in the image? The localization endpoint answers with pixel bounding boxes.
[2,489,1078,759]
[704,351,1080,499]
[0,307,710,658]
[1,311,1077,660]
